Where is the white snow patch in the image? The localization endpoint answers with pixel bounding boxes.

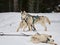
[0,12,60,45]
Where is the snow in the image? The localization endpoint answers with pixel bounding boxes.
[0,12,60,45]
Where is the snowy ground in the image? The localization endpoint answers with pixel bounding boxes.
[0,12,60,45]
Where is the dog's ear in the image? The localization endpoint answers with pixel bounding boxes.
[23,11,27,15]
[21,11,22,14]
[24,11,26,13]
[24,11,26,12]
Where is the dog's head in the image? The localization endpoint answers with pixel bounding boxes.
[21,11,27,20]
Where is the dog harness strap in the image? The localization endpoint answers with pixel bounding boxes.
[33,16,39,24]
[46,38,50,43]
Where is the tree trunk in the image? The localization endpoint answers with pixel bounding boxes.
[9,0,11,11]
[13,0,18,11]
[35,0,40,12]
[28,0,35,13]
[18,0,23,11]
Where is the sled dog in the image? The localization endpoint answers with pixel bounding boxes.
[31,33,57,45]
[20,11,51,31]
[16,20,28,32]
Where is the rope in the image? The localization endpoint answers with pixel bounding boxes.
[0,32,31,36]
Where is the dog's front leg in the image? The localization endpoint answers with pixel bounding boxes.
[16,25,20,32]
[23,25,27,32]
[40,23,47,31]
[28,25,32,31]
[31,24,36,31]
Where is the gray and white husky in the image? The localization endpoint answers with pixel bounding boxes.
[31,33,57,45]
[17,11,51,32]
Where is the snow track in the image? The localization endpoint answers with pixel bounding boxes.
[0,12,60,45]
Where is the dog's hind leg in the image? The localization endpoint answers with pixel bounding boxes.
[28,24,32,31]
[40,23,47,31]
[31,24,36,31]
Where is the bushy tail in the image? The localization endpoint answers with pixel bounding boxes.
[46,17,51,24]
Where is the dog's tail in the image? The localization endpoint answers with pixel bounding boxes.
[46,16,51,24]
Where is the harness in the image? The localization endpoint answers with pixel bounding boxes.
[46,38,50,43]
[21,14,39,24]
[21,16,29,25]
[27,15,39,24]
[32,15,39,23]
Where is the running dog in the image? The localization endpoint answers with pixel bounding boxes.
[16,19,35,32]
[20,11,51,31]
[31,33,57,45]
[16,20,28,32]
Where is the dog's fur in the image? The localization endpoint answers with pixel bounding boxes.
[31,33,57,45]
[16,19,35,32]
[17,20,28,32]
[20,11,51,31]
[16,11,51,32]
